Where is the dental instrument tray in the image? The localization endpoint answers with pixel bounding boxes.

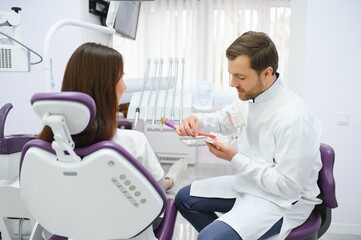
[180,132,238,147]
[179,136,207,147]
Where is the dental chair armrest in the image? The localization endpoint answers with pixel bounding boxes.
[118,119,133,129]
[154,195,177,240]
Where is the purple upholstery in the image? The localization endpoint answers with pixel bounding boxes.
[0,134,36,154]
[49,235,68,240]
[118,119,133,129]
[155,196,178,240]
[318,144,338,208]
[286,143,337,240]
[0,103,12,139]
[0,103,36,154]
[22,92,177,240]
[286,211,322,239]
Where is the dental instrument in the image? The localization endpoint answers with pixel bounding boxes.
[160,58,173,131]
[170,58,178,122]
[151,58,163,129]
[179,58,185,122]
[144,59,158,124]
[133,58,151,130]
[126,58,195,164]
[160,116,176,130]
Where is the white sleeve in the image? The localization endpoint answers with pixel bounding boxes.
[113,129,165,182]
[231,115,322,206]
[194,99,247,135]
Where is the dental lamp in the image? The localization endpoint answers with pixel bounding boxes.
[43,19,116,92]
[0,7,21,35]
[0,7,30,72]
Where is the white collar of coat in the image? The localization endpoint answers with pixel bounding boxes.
[250,73,283,104]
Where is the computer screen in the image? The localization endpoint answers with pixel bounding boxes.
[106,2,141,40]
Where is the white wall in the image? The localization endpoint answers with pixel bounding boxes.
[0,0,110,136]
[289,0,361,234]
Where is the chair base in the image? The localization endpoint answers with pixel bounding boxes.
[0,178,34,240]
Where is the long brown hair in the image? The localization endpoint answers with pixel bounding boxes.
[38,42,124,147]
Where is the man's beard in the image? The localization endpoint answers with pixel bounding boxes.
[238,76,263,101]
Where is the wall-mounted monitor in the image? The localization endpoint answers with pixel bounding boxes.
[105,1,141,40]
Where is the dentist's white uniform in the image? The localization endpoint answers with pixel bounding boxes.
[113,129,164,240]
[190,77,323,239]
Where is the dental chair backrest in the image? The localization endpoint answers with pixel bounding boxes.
[20,92,166,240]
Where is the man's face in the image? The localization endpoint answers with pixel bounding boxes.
[228,55,265,101]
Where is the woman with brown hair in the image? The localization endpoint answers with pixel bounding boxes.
[38,42,187,240]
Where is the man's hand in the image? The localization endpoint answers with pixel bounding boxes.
[176,115,200,137]
[205,141,238,161]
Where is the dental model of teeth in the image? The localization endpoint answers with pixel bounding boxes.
[227,107,245,131]
[203,107,245,146]
[205,132,238,146]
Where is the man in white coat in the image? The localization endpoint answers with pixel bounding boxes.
[175,31,323,240]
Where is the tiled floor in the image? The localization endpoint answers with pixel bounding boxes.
[163,162,361,240]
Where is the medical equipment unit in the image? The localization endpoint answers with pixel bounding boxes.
[0,7,42,72]
[19,92,177,240]
[0,103,36,240]
[89,1,195,165]
[127,58,197,165]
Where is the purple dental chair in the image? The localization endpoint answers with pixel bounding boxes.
[286,143,338,240]
[0,103,36,240]
[19,92,177,240]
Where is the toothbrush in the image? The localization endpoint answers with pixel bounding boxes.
[160,117,216,138]
[160,117,176,129]
[196,132,216,139]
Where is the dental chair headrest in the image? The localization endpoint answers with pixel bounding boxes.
[31,92,96,135]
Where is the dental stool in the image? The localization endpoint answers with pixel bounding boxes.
[19,92,177,240]
[0,103,36,240]
[286,143,338,239]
